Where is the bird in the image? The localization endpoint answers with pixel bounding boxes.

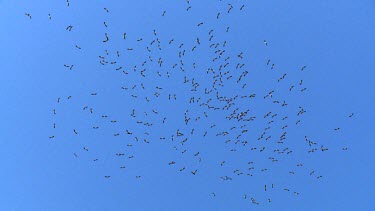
[66,25,73,31]
[25,13,32,19]
[103,33,109,42]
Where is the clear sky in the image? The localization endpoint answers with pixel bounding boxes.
[0,0,374,210]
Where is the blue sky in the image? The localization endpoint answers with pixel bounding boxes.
[0,0,374,210]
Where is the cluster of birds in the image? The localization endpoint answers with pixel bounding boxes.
[22,0,353,207]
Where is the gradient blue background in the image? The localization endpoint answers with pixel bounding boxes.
[0,0,374,210]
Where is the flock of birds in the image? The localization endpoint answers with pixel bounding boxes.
[23,0,353,207]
